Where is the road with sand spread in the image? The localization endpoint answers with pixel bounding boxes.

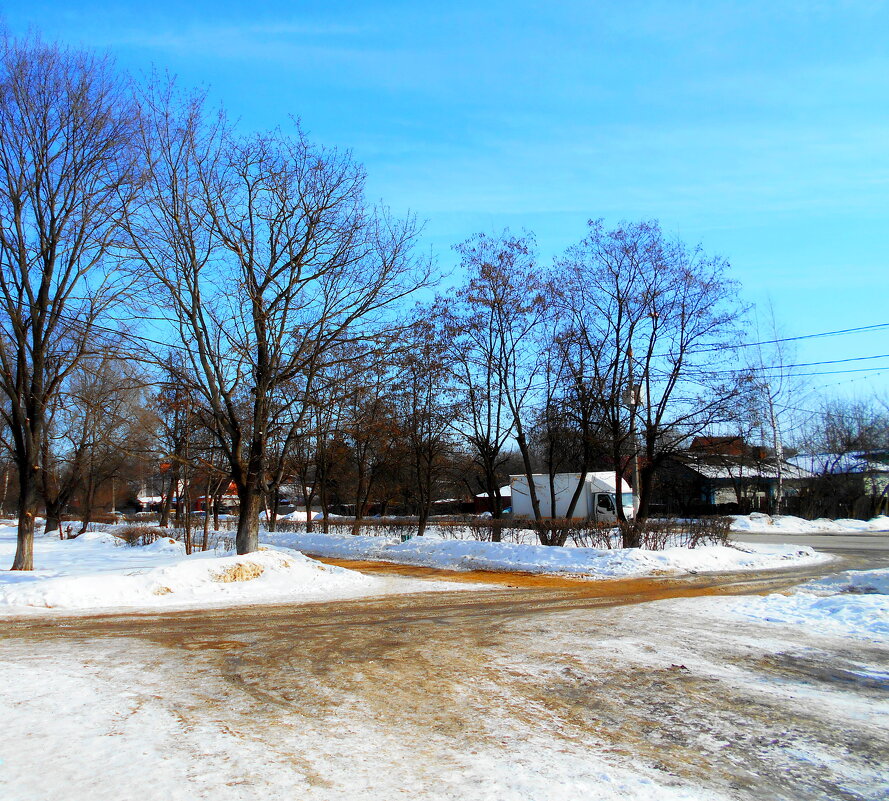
[1,535,887,800]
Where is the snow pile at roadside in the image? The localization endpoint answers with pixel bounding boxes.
[726,568,889,641]
[804,567,889,595]
[262,529,830,578]
[731,512,889,534]
[0,524,381,611]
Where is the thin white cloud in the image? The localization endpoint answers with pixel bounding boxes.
[91,18,372,57]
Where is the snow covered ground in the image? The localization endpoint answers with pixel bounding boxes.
[0,522,832,612]
[0,524,470,613]
[1,518,886,799]
[262,526,831,577]
[1,565,886,800]
[723,567,889,641]
[730,512,889,534]
[0,638,725,801]
[492,577,889,800]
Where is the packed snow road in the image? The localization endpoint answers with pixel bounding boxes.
[733,531,889,567]
[2,538,888,801]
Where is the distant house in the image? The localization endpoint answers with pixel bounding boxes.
[135,494,164,513]
[473,485,511,515]
[788,451,889,518]
[650,438,810,515]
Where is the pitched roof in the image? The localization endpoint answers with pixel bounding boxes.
[787,451,889,475]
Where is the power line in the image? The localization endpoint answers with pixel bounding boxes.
[750,366,889,378]
[48,310,194,357]
[637,321,889,359]
[810,369,889,393]
[38,308,889,387]
[716,321,889,352]
[55,307,889,362]
[711,352,889,374]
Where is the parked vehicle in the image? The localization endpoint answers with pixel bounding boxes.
[509,472,634,523]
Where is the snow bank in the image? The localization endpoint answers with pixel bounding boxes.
[726,568,889,641]
[0,544,375,613]
[262,529,830,578]
[0,524,393,612]
[730,512,889,534]
[0,521,489,613]
[0,517,839,613]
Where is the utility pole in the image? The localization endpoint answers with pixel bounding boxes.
[765,382,784,514]
[623,346,641,517]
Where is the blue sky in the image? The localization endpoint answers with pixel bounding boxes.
[4,0,889,403]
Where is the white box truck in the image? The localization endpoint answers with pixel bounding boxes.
[509,472,634,523]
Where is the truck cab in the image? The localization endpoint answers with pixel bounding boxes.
[592,492,617,523]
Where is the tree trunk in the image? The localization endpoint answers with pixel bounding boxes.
[79,474,96,535]
[351,464,368,536]
[304,493,314,532]
[318,464,330,533]
[44,500,64,538]
[268,485,279,532]
[212,480,223,532]
[212,498,221,531]
[415,456,431,538]
[565,468,589,519]
[483,468,503,542]
[235,485,263,554]
[515,431,543,522]
[159,466,177,528]
[0,465,9,515]
[11,470,38,570]
[182,467,192,555]
[202,476,212,551]
[624,463,656,549]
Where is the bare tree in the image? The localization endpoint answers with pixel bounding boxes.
[450,231,550,523]
[441,296,513,523]
[41,352,150,535]
[528,330,612,518]
[152,357,202,529]
[301,353,355,532]
[72,359,152,534]
[396,312,458,536]
[341,367,404,533]
[740,302,809,513]
[128,83,426,554]
[798,396,889,518]
[0,35,137,569]
[556,220,745,544]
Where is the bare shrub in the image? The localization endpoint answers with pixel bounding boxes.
[374,518,415,539]
[617,517,733,551]
[343,518,415,539]
[530,518,581,547]
[275,520,310,534]
[462,519,530,543]
[570,521,619,549]
[681,516,732,548]
[466,519,496,542]
[116,526,167,547]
